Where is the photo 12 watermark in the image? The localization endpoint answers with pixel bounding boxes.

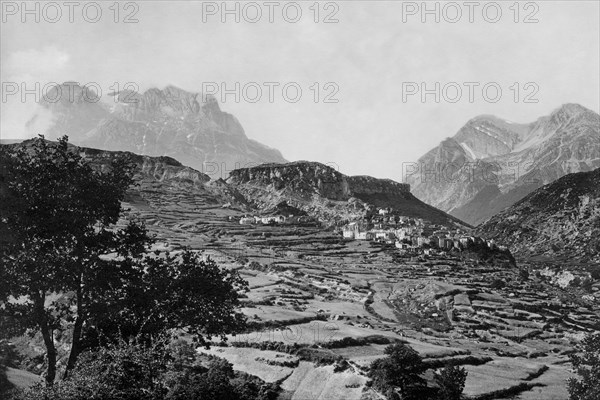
[1,1,140,23]
[201,81,340,104]
[200,1,340,24]
[1,81,134,103]
[401,82,540,104]
[232,320,340,344]
[400,1,539,24]
[1,81,340,105]
[401,161,562,186]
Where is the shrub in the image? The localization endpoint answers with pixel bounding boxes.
[433,365,467,400]
[14,338,280,400]
[567,333,600,400]
[490,279,506,289]
[367,343,428,399]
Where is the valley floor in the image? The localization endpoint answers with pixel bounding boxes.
[110,186,600,400]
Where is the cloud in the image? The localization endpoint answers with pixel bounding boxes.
[1,46,70,139]
[4,46,70,80]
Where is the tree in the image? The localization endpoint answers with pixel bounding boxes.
[519,269,530,281]
[568,333,600,400]
[18,337,173,400]
[0,137,247,385]
[83,250,248,348]
[17,338,279,400]
[490,279,506,289]
[434,364,467,400]
[368,343,428,399]
[0,136,147,385]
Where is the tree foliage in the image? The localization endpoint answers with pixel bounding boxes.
[368,343,428,399]
[15,338,278,400]
[0,136,247,386]
[568,333,600,400]
[1,136,142,384]
[83,251,248,348]
[368,343,468,400]
[433,364,467,400]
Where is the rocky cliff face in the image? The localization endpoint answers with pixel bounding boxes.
[226,162,411,200]
[78,146,211,185]
[407,104,600,226]
[27,83,286,178]
[227,161,467,227]
[476,167,600,263]
[227,161,351,200]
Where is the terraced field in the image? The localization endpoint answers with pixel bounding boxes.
[101,168,600,399]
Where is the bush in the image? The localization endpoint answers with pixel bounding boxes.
[567,333,600,400]
[519,269,530,280]
[14,338,280,400]
[367,344,469,400]
[490,279,506,289]
[433,365,467,400]
[367,343,428,399]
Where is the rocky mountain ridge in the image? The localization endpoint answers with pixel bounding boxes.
[227,161,469,227]
[407,104,600,226]
[476,167,600,263]
[79,146,211,185]
[2,140,468,230]
[26,83,287,178]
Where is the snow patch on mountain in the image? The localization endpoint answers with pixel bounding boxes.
[460,142,478,160]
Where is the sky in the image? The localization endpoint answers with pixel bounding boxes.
[1,0,599,181]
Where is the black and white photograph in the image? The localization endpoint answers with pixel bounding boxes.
[1,1,599,399]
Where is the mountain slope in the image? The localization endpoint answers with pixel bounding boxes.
[407,104,600,225]
[476,168,600,263]
[226,161,470,227]
[2,141,469,240]
[26,83,287,178]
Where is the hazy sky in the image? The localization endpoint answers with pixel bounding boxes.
[1,0,599,180]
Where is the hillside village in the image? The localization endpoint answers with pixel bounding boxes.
[239,207,508,258]
[237,214,316,226]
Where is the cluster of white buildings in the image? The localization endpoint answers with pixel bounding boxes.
[341,209,506,255]
[341,214,428,242]
[239,214,313,225]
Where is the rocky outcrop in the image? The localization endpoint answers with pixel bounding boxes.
[79,146,211,185]
[227,161,411,200]
[227,161,467,227]
[227,161,351,200]
[407,104,600,225]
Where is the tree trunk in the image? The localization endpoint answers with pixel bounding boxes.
[64,278,84,379]
[63,314,83,379]
[34,294,57,386]
[40,324,57,386]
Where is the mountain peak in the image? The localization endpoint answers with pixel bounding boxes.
[553,103,593,116]
[26,82,287,176]
[409,104,600,225]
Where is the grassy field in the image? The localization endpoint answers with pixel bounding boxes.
[462,358,548,397]
[4,367,42,390]
[241,305,315,322]
[197,347,296,382]
[515,363,572,400]
[280,362,366,400]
